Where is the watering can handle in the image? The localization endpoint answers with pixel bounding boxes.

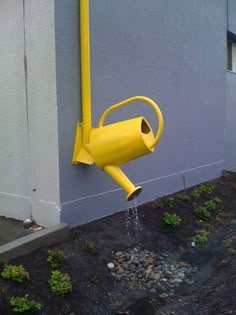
[98,96,164,149]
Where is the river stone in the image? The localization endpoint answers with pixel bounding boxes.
[159,293,168,299]
[185,279,194,285]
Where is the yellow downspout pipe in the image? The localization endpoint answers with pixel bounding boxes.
[80,0,92,144]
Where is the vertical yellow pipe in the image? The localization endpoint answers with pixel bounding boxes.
[80,0,92,143]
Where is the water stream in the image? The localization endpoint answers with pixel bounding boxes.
[124,198,142,246]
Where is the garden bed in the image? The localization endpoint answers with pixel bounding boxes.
[0,176,236,314]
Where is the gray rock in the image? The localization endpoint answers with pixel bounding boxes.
[178,272,185,278]
[174,278,183,283]
[116,275,122,281]
[185,279,194,285]
[159,293,168,299]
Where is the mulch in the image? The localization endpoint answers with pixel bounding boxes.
[0,176,236,315]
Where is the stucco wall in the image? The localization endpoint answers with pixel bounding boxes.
[225,72,236,168]
[225,0,236,169]
[56,0,226,226]
[228,0,236,34]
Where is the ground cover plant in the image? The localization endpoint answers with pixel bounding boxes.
[192,232,208,247]
[1,265,30,283]
[47,249,65,269]
[9,295,42,313]
[162,212,182,227]
[0,177,235,314]
[48,270,73,296]
[194,197,222,220]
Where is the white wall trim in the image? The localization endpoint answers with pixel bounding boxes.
[24,0,61,226]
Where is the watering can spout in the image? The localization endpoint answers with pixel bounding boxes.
[104,165,142,201]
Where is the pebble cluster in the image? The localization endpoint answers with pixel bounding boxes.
[109,249,197,298]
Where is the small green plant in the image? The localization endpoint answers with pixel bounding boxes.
[192,233,208,247]
[165,197,177,208]
[81,241,97,254]
[190,190,201,199]
[47,249,65,269]
[153,198,165,208]
[10,295,42,313]
[204,197,222,211]
[194,197,222,220]
[163,212,182,227]
[194,206,210,220]
[177,193,190,201]
[1,265,30,283]
[190,182,216,199]
[153,197,177,208]
[48,270,72,296]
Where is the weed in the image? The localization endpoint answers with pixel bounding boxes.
[192,233,208,247]
[1,265,30,283]
[194,206,210,220]
[48,270,72,296]
[10,295,42,313]
[47,249,65,269]
[163,212,182,227]
[81,241,97,255]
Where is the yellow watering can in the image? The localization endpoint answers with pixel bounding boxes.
[72,0,164,201]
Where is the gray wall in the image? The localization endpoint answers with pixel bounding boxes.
[225,72,236,168]
[228,0,236,34]
[225,0,236,169]
[55,0,226,226]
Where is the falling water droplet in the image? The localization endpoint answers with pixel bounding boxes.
[124,198,142,246]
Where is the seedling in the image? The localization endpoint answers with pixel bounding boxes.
[191,182,216,199]
[163,212,182,227]
[194,197,222,220]
[1,264,30,283]
[153,198,165,208]
[190,190,201,199]
[10,295,42,313]
[177,193,190,201]
[204,197,222,211]
[47,249,65,269]
[194,206,210,220]
[153,197,177,208]
[165,197,177,208]
[48,270,72,296]
[192,233,208,247]
[81,241,97,255]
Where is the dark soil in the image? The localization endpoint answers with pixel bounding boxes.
[0,177,236,315]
